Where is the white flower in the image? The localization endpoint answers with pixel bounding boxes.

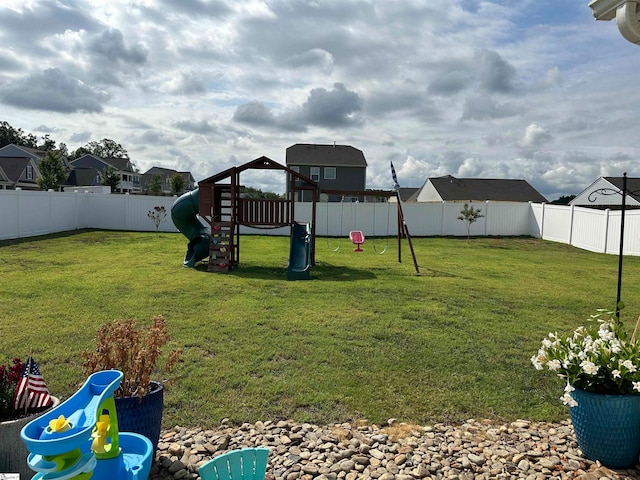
[621,360,637,373]
[564,383,575,393]
[561,392,578,407]
[542,338,552,349]
[531,355,544,370]
[612,369,622,379]
[547,359,562,371]
[634,382,640,392]
[580,360,599,375]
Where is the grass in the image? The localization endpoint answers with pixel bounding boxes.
[1,230,640,429]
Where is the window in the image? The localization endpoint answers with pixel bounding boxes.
[310,167,320,181]
[324,167,336,180]
[26,165,33,180]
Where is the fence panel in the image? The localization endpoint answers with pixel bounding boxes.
[571,207,607,254]
[4,189,640,257]
[539,204,572,244]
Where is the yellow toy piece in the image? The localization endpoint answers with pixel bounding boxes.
[49,415,72,433]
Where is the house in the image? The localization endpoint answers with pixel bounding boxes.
[0,144,46,163]
[63,166,100,190]
[0,156,41,190]
[285,143,367,202]
[0,144,46,190]
[412,175,547,203]
[141,167,196,195]
[570,176,640,209]
[70,154,141,193]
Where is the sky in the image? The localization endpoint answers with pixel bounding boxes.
[1,0,639,200]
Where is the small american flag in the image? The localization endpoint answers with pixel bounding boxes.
[13,356,52,410]
[390,161,400,190]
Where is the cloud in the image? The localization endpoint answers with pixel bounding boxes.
[475,49,517,93]
[233,83,363,131]
[521,124,553,147]
[0,68,108,113]
[167,72,207,95]
[173,119,219,134]
[284,48,334,72]
[70,131,92,143]
[233,101,276,127]
[88,28,148,65]
[428,70,473,96]
[460,95,519,121]
[298,83,363,127]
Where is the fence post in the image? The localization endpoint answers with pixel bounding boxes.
[16,188,22,238]
[540,202,545,239]
[484,200,489,236]
[568,205,575,246]
[604,209,610,254]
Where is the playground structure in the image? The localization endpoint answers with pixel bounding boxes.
[171,156,420,276]
[20,370,152,480]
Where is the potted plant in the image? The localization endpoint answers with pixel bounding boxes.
[81,316,181,453]
[1,357,59,479]
[532,309,640,468]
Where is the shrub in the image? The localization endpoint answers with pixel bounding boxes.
[81,316,182,398]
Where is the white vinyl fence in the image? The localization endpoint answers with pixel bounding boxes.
[2,189,640,256]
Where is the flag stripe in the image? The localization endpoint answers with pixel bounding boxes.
[13,357,52,410]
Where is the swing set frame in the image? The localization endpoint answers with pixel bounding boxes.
[318,188,420,274]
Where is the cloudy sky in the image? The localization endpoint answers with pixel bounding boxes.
[1,0,639,200]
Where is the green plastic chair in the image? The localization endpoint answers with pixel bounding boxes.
[198,447,269,480]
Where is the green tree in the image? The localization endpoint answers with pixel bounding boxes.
[169,173,186,196]
[70,138,129,160]
[101,165,120,192]
[457,203,484,242]
[39,134,57,151]
[550,195,576,205]
[240,186,280,199]
[0,121,38,148]
[148,174,162,196]
[36,151,68,191]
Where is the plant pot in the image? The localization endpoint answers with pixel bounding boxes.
[115,381,163,453]
[0,396,60,479]
[570,387,640,468]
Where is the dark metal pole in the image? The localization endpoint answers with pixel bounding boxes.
[616,172,627,319]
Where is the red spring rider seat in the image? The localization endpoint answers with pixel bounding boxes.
[349,231,365,252]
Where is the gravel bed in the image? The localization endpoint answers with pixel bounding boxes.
[150,418,640,480]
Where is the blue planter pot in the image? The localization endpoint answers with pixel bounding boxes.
[570,387,640,469]
[115,381,163,453]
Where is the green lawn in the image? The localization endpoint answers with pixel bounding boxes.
[1,230,639,428]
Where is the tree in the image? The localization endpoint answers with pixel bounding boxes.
[169,173,186,196]
[70,138,129,160]
[0,121,38,148]
[148,174,162,196]
[39,134,56,152]
[36,151,68,191]
[240,186,280,199]
[101,165,120,192]
[550,195,576,205]
[457,203,484,242]
[147,206,167,234]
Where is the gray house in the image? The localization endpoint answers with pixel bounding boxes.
[0,156,41,190]
[285,143,367,202]
[141,166,196,195]
[0,144,47,190]
[70,154,141,193]
[412,175,547,203]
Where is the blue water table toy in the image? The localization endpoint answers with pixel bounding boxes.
[20,370,152,480]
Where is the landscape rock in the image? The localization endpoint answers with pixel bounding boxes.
[149,419,640,480]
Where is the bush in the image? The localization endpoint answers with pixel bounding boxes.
[81,316,182,398]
